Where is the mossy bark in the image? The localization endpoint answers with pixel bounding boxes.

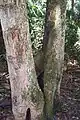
[43,0,66,119]
[0,1,44,120]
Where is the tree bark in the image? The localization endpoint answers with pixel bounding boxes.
[43,0,66,119]
[71,0,74,20]
[0,1,44,120]
[72,0,74,12]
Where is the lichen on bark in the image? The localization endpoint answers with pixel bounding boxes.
[0,1,44,120]
[43,0,66,119]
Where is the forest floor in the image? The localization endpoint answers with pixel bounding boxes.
[55,66,80,120]
[0,58,80,120]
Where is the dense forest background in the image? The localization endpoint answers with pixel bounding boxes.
[28,0,80,62]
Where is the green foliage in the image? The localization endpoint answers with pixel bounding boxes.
[65,1,80,62]
[27,0,46,53]
[75,0,80,27]
[27,0,80,64]
[65,15,79,56]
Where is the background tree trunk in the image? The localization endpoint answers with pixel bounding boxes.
[71,0,74,20]
[43,0,66,119]
[0,1,44,120]
[72,0,74,12]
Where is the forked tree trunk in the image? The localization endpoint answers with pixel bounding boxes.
[0,1,44,120]
[43,0,66,119]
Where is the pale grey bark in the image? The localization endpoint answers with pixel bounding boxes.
[0,1,44,120]
[43,0,66,119]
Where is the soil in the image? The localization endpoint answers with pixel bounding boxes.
[0,58,80,120]
[55,66,80,120]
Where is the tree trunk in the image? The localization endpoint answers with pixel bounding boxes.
[0,1,44,120]
[43,0,66,119]
[72,0,74,12]
[71,0,74,19]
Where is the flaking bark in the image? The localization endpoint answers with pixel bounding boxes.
[0,1,44,120]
